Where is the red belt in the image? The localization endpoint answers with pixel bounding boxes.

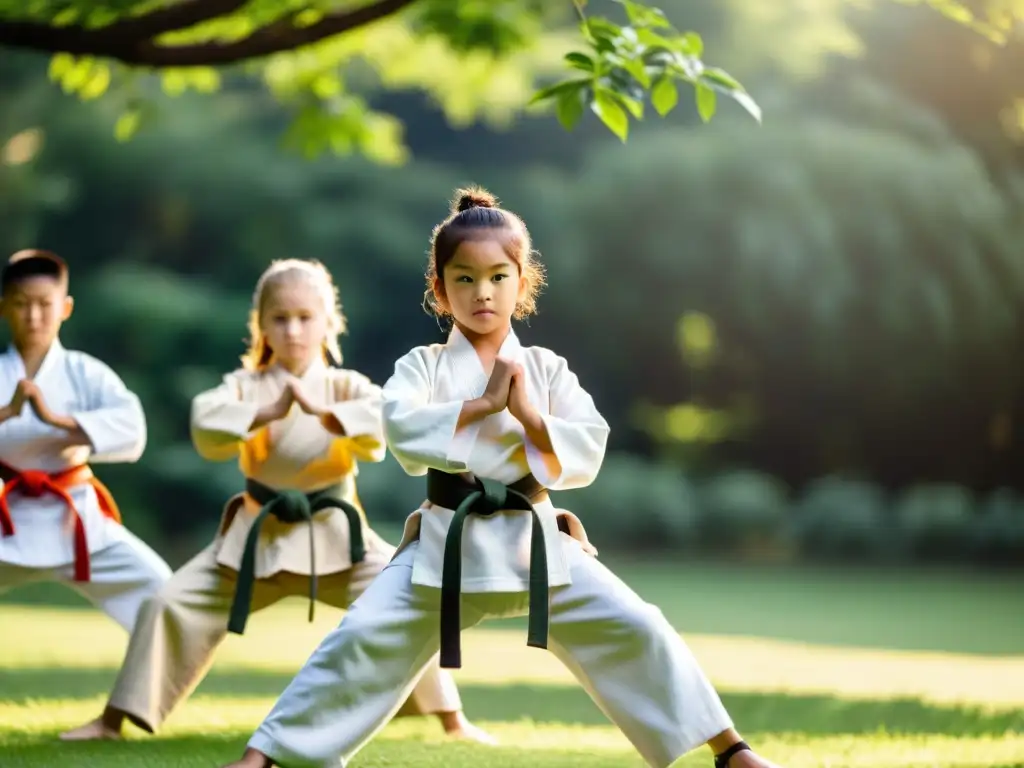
[0,460,122,582]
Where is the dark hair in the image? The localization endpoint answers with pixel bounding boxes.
[424,185,545,319]
[1,249,69,293]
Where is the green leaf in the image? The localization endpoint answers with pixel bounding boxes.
[114,110,142,143]
[53,7,78,27]
[529,78,590,106]
[731,89,763,123]
[695,82,716,122]
[591,89,629,142]
[84,8,119,28]
[605,67,645,103]
[615,0,671,29]
[555,87,586,130]
[584,17,622,52]
[931,0,974,23]
[679,31,704,57]
[311,73,342,99]
[585,17,623,39]
[47,53,74,82]
[701,67,742,91]
[613,91,644,119]
[564,52,595,73]
[698,74,764,123]
[59,57,94,94]
[294,8,323,27]
[161,70,188,97]
[651,76,678,116]
[637,28,676,51]
[189,68,221,94]
[78,63,111,100]
[621,55,651,88]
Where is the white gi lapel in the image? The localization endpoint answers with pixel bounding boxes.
[0,346,21,396]
[443,326,523,401]
[31,340,65,392]
[496,328,523,367]
[444,326,488,402]
[439,327,523,470]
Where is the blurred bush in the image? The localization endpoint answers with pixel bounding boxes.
[697,469,791,558]
[790,476,895,562]
[555,453,701,550]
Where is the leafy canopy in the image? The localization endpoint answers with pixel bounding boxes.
[0,0,1015,158]
[0,0,758,156]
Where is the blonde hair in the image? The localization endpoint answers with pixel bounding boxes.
[241,259,346,371]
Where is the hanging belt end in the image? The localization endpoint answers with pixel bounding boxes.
[227,619,247,636]
[439,647,463,669]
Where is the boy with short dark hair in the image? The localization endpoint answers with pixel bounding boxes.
[0,249,171,629]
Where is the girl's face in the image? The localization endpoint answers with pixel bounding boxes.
[439,239,526,338]
[260,276,329,374]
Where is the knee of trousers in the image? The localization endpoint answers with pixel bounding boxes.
[333,601,389,638]
[614,601,678,646]
[137,584,189,625]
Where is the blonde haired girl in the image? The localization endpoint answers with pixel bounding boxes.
[62,258,491,744]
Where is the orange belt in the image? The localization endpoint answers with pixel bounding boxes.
[0,460,122,582]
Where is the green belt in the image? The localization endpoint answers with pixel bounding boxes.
[427,468,549,669]
[227,478,366,636]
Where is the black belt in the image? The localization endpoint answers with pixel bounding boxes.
[227,478,366,635]
[427,468,549,669]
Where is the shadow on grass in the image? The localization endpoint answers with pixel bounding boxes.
[0,735,656,768]
[3,666,1022,738]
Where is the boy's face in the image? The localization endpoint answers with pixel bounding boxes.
[0,276,73,350]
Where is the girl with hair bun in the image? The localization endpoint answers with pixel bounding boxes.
[222,195,782,768]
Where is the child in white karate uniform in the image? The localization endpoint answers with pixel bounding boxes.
[221,191,783,768]
[0,249,171,630]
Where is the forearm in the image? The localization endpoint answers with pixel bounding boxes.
[46,412,91,444]
[0,405,15,426]
[249,403,286,431]
[457,397,498,430]
[519,406,554,454]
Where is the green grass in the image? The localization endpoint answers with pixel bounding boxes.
[2,560,1023,767]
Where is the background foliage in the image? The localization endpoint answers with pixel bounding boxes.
[2,0,1023,567]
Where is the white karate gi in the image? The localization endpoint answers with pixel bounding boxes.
[0,341,172,630]
[248,328,733,768]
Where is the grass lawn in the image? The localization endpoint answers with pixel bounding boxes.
[2,559,1022,767]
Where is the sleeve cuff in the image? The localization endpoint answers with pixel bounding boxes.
[443,402,477,472]
[195,401,260,440]
[72,410,140,457]
[524,414,566,488]
[328,400,383,441]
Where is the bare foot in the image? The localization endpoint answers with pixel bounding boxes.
[438,711,498,745]
[219,747,273,767]
[729,750,783,768]
[447,720,499,745]
[59,717,122,741]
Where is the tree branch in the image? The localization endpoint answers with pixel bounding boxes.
[0,0,418,67]
[92,0,250,43]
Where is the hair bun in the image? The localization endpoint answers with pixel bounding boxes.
[452,186,498,214]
